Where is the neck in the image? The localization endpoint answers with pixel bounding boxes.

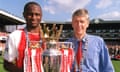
[26,26,41,33]
[75,33,86,41]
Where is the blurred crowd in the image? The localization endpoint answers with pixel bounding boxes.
[108,44,120,60]
[0,32,7,56]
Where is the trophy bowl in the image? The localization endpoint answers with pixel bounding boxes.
[42,42,62,72]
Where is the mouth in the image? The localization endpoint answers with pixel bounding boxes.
[31,22,37,25]
[31,22,36,24]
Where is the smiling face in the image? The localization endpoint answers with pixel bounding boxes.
[72,16,89,35]
[72,9,89,39]
[23,4,42,28]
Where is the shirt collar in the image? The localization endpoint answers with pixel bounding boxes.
[72,34,88,43]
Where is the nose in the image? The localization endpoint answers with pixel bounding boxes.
[78,22,83,26]
[32,14,36,19]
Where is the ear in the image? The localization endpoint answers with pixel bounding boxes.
[86,20,90,28]
[71,18,74,28]
[23,12,26,18]
[71,21,74,28]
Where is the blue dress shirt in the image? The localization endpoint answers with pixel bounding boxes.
[67,34,114,72]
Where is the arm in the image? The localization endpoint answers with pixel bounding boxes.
[3,32,22,72]
[100,39,115,72]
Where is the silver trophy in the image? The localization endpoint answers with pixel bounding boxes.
[42,42,61,72]
[41,24,63,72]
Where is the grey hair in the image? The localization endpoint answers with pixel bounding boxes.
[72,9,89,19]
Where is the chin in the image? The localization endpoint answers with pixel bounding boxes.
[76,31,83,34]
[29,25,37,28]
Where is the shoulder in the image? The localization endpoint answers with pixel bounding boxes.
[9,29,24,37]
[66,34,104,43]
[87,34,104,42]
[66,37,76,42]
[87,34,106,48]
[8,29,25,40]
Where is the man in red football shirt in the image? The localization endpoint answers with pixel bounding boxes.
[3,1,44,72]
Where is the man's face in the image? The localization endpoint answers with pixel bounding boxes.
[72,16,89,36]
[23,4,42,28]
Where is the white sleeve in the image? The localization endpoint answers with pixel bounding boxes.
[4,30,22,62]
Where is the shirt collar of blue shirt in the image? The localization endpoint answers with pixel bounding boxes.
[72,34,88,43]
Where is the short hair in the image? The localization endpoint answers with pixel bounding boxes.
[72,9,89,19]
[23,1,41,13]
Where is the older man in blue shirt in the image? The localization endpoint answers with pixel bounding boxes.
[67,9,114,72]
